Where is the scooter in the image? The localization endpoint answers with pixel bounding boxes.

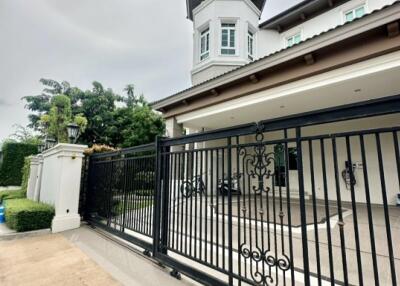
[218,173,242,196]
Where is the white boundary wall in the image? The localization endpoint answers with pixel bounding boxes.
[27,143,87,233]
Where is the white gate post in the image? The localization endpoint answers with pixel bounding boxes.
[26,156,40,200]
[40,143,87,233]
[33,155,43,202]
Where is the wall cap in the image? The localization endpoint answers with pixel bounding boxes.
[42,143,88,159]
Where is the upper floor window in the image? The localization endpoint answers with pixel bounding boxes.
[221,23,236,55]
[286,32,301,48]
[344,5,365,23]
[248,30,255,61]
[200,28,210,61]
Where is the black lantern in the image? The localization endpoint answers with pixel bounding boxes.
[38,143,45,153]
[45,138,57,149]
[67,123,80,144]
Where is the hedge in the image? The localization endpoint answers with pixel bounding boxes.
[20,157,31,192]
[0,143,37,186]
[0,189,26,203]
[4,199,54,232]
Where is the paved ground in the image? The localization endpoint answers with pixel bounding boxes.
[0,233,119,286]
[0,227,197,286]
[62,226,197,286]
[0,223,16,235]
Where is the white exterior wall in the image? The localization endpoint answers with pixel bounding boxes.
[189,0,397,85]
[199,115,399,205]
[191,0,262,85]
[262,0,397,56]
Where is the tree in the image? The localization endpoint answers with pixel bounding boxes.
[77,82,121,144]
[123,84,136,108]
[9,125,40,145]
[23,78,83,130]
[123,84,147,108]
[23,78,164,147]
[106,104,165,148]
[40,95,87,143]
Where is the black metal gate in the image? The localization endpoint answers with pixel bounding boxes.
[84,95,400,286]
[85,143,156,251]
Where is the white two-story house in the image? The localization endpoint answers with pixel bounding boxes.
[153,0,400,199]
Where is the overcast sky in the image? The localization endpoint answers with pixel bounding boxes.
[0,0,301,142]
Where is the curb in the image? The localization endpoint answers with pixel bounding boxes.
[0,228,51,241]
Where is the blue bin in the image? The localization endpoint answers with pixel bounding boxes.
[0,205,5,223]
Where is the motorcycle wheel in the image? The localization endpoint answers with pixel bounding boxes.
[180,182,193,198]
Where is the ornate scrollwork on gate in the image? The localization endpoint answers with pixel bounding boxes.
[240,243,291,285]
[239,127,291,285]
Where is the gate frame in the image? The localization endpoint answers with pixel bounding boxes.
[83,94,400,286]
[85,143,156,253]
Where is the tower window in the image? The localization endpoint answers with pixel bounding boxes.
[344,5,365,23]
[286,32,301,47]
[247,30,255,61]
[221,23,236,55]
[200,28,210,61]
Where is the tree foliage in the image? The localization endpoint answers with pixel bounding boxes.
[105,104,165,148]
[23,79,165,147]
[9,125,40,145]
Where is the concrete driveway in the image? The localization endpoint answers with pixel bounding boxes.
[0,227,197,286]
[0,233,120,286]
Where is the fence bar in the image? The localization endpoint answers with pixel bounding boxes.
[359,135,379,285]
[296,127,310,285]
[227,137,234,285]
[375,133,397,286]
[345,136,363,286]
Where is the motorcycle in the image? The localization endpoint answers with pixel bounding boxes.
[218,173,242,196]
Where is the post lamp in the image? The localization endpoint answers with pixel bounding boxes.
[38,142,45,153]
[67,123,80,144]
[45,138,57,149]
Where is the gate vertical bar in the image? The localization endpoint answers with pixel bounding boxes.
[161,146,171,255]
[375,133,397,286]
[227,137,234,285]
[121,156,129,232]
[296,127,310,285]
[359,135,379,285]
[153,136,163,256]
[345,136,363,285]
[332,136,348,284]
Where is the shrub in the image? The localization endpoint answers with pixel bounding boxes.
[84,144,117,156]
[4,199,54,232]
[0,189,26,203]
[20,157,31,192]
[0,143,38,186]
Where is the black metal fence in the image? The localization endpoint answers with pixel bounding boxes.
[84,96,400,286]
[85,144,156,251]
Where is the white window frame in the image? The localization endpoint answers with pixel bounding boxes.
[286,32,301,48]
[247,30,255,61]
[343,4,366,23]
[199,27,210,61]
[220,22,236,56]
